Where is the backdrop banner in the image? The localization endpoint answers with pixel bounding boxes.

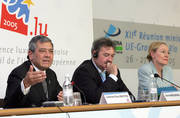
[93,19,180,69]
[0,0,93,98]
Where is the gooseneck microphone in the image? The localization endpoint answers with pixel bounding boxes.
[154,73,180,89]
[71,81,88,105]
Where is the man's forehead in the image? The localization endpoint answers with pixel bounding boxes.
[100,46,114,51]
[36,41,52,48]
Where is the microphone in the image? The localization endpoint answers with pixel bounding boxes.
[71,81,88,105]
[154,73,180,89]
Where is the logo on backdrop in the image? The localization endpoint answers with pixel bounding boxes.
[104,24,123,54]
[104,24,121,37]
[0,0,48,36]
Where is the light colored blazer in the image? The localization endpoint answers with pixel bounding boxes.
[138,61,173,98]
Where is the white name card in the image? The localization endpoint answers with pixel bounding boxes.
[159,91,180,101]
[99,92,132,104]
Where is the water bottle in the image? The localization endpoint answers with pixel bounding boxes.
[63,74,74,106]
[148,74,158,102]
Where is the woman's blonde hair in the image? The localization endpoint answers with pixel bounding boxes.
[147,41,168,62]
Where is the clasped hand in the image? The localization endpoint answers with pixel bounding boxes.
[106,63,118,76]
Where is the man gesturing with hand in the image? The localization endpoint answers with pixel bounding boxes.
[4,35,62,108]
[23,65,46,88]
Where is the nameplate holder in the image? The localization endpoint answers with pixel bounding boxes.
[159,91,180,101]
[99,92,132,104]
[42,101,64,107]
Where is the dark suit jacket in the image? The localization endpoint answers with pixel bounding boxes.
[4,60,62,108]
[72,59,133,104]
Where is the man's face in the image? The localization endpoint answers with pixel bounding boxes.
[28,41,54,70]
[151,44,169,66]
[93,46,115,71]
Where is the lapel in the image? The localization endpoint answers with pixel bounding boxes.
[105,71,109,79]
[31,68,47,100]
[25,61,47,102]
[89,60,103,84]
[30,82,47,101]
[34,66,47,99]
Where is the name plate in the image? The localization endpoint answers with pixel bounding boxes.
[159,91,180,101]
[99,92,132,104]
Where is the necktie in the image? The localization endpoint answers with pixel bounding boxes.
[100,72,106,82]
[42,80,48,100]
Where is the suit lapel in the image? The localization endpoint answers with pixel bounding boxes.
[33,66,47,100]
[89,60,103,83]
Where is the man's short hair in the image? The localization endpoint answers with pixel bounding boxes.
[91,37,115,58]
[28,35,53,52]
[27,35,53,59]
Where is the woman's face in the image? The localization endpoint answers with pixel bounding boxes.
[151,44,169,66]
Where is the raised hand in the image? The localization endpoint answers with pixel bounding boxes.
[106,63,118,76]
[23,65,47,88]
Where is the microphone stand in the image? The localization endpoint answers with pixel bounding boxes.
[71,82,88,105]
[154,74,180,89]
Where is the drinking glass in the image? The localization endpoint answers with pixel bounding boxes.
[73,92,82,106]
[138,89,149,102]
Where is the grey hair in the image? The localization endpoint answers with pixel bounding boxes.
[28,35,53,52]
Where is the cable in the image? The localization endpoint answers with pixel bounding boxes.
[57,106,70,118]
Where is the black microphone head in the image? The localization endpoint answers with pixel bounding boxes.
[154,73,160,78]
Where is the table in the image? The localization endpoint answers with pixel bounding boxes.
[0,100,180,117]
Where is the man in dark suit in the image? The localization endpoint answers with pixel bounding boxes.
[72,37,134,104]
[4,35,63,108]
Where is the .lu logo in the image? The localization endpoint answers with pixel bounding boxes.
[0,0,48,36]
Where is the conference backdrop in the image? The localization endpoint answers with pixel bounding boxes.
[93,19,180,69]
[0,0,93,98]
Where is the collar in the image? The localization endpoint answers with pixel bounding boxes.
[31,62,46,73]
[91,59,106,74]
[150,61,164,75]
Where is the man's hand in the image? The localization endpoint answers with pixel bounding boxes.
[23,65,46,88]
[57,91,63,101]
[106,63,118,76]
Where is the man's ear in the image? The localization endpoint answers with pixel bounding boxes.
[92,50,98,58]
[28,50,33,61]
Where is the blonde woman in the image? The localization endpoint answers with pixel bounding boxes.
[138,41,175,100]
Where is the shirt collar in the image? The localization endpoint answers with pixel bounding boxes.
[31,62,46,73]
[150,61,165,75]
[150,61,158,74]
[92,59,106,74]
